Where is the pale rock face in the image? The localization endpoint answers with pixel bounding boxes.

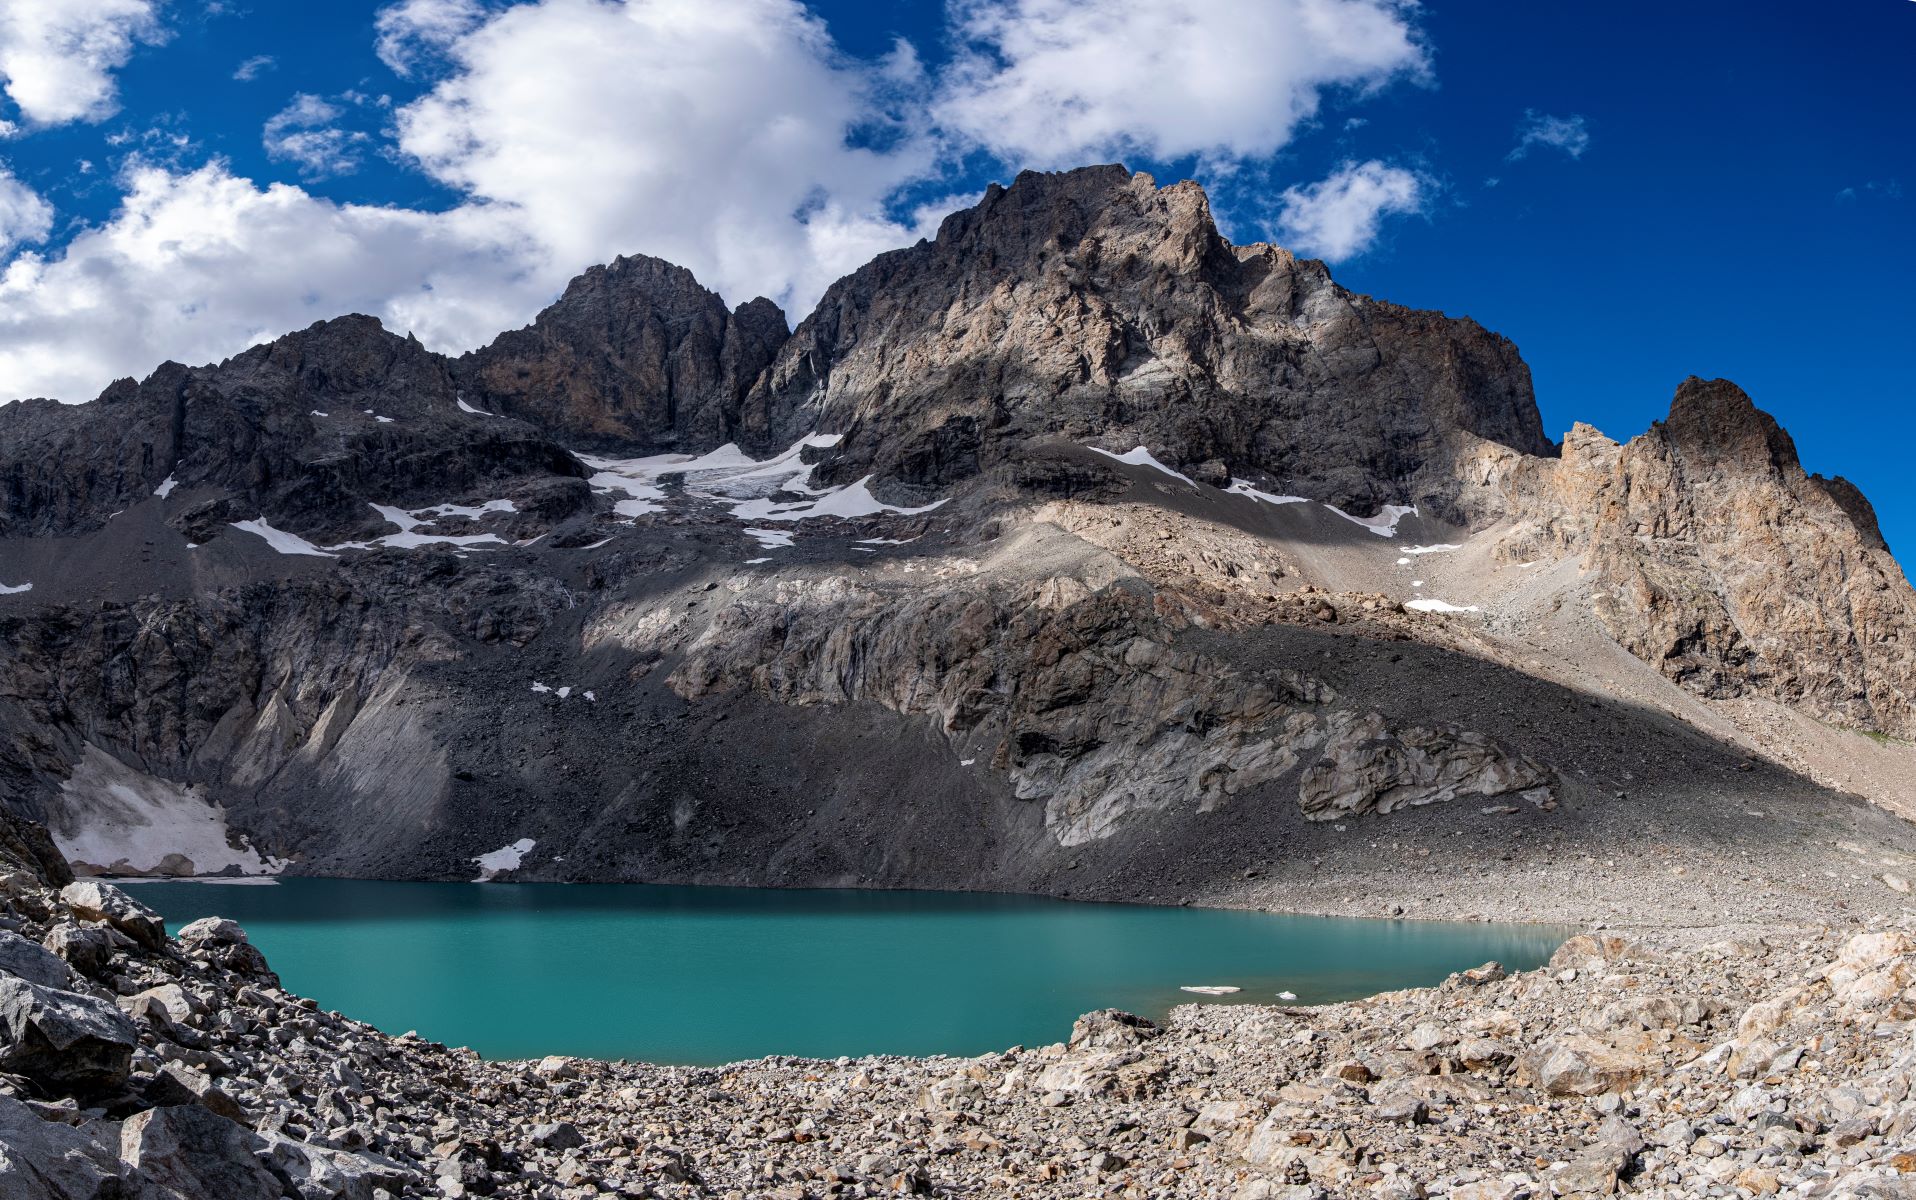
[1508,377,1916,735]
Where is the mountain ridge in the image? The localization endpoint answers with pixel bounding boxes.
[0,164,1912,908]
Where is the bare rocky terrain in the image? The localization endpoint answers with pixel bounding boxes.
[3,164,1916,1196]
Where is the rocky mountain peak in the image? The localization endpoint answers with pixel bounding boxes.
[746,164,1548,524]
[459,251,788,453]
[1659,375,1802,472]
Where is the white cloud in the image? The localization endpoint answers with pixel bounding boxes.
[232,54,275,82]
[0,164,53,253]
[0,161,547,401]
[935,0,1427,168]
[263,93,367,178]
[1508,110,1589,161]
[393,0,946,316]
[0,0,164,127]
[375,0,489,77]
[1272,159,1425,261]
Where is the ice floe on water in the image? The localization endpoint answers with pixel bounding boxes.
[1225,478,1310,506]
[1327,503,1419,537]
[1406,598,1480,614]
[473,838,536,882]
[154,475,179,498]
[1179,985,1241,996]
[230,518,337,558]
[0,581,30,595]
[1088,445,1196,487]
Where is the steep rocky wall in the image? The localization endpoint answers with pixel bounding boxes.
[461,253,788,452]
[1507,377,1916,736]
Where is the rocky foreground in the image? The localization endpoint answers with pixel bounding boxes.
[0,817,1912,1200]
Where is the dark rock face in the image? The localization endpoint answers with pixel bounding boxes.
[460,253,788,452]
[0,316,588,541]
[744,165,1550,522]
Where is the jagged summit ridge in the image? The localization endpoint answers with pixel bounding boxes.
[746,165,1550,524]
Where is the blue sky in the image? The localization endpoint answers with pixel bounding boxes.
[1,0,1911,552]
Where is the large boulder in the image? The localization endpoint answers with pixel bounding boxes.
[177,917,276,981]
[0,930,76,989]
[59,882,165,952]
[0,1096,124,1200]
[118,1105,287,1199]
[0,976,139,1095]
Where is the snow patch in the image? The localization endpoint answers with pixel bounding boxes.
[743,557,772,564]
[1405,598,1480,614]
[1088,445,1196,487]
[1326,503,1418,537]
[456,396,497,416]
[745,528,795,549]
[556,686,572,699]
[154,475,179,498]
[530,682,552,694]
[311,410,328,418]
[729,476,945,523]
[0,581,30,595]
[360,500,515,550]
[473,838,535,882]
[1225,479,1309,505]
[1395,557,1411,566]
[576,537,613,550]
[231,518,337,558]
[52,746,283,877]
[1399,544,1460,555]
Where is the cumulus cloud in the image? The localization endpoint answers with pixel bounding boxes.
[393,0,945,315]
[1508,110,1589,161]
[0,160,548,402]
[935,0,1427,168]
[0,164,53,253]
[1272,159,1425,261]
[263,94,368,178]
[0,0,164,127]
[375,0,490,77]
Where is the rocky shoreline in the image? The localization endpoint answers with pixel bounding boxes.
[0,809,1912,1200]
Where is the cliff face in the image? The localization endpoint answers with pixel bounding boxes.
[745,166,1549,524]
[460,253,788,452]
[1510,377,1916,736]
[0,316,587,542]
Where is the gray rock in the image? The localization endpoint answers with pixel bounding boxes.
[0,976,139,1095]
[0,1096,123,1199]
[41,925,116,981]
[59,882,164,952]
[119,1105,287,1199]
[0,930,75,989]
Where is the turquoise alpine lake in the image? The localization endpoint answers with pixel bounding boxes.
[127,879,1572,1065]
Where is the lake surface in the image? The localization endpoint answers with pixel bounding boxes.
[129,879,1571,1064]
